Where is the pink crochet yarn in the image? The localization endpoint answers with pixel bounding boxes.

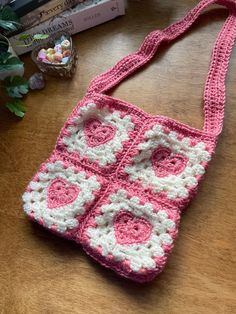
[114,211,153,245]
[22,0,236,282]
[151,147,188,177]
[84,118,116,147]
[47,178,80,209]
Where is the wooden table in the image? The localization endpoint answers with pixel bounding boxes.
[0,1,235,313]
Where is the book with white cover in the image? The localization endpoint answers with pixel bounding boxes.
[20,0,85,30]
[9,0,125,55]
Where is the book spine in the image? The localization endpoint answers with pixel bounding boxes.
[10,0,51,17]
[9,0,125,55]
[20,0,85,30]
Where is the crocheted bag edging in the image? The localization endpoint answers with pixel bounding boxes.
[22,0,236,282]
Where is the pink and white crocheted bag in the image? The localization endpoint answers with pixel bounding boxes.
[23,0,236,282]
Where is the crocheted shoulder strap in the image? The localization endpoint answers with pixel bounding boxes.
[87,0,236,136]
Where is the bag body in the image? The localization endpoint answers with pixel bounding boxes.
[23,0,236,282]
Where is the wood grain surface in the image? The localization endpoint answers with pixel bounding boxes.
[0,1,236,313]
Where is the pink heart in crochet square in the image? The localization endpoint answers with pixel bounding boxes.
[151,146,188,177]
[84,118,116,147]
[47,178,80,209]
[114,211,153,245]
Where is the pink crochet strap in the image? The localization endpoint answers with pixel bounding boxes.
[87,0,236,136]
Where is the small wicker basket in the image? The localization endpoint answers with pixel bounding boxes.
[31,32,78,78]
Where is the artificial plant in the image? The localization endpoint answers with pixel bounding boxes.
[0,4,48,117]
[0,4,29,117]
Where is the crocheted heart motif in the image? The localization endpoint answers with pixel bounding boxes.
[151,147,188,177]
[84,118,116,147]
[47,178,80,209]
[114,211,153,245]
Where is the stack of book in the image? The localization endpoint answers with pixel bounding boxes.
[9,0,125,55]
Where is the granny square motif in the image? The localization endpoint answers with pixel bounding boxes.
[23,0,236,282]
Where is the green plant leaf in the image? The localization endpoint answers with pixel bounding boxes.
[0,19,19,31]
[0,51,11,62]
[18,33,31,41]
[0,56,23,70]
[5,99,26,118]
[33,34,49,40]
[0,6,21,31]
[16,33,49,47]
[0,39,9,53]
[4,76,29,98]
[0,6,20,22]
[5,56,22,64]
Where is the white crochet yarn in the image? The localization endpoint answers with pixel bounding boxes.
[22,161,101,233]
[86,189,175,272]
[125,124,211,199]
[63,102,134,167]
